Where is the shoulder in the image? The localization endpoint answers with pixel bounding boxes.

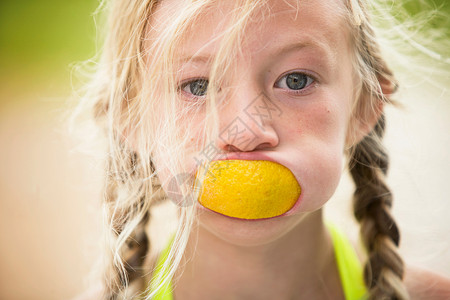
[404,264,450,300]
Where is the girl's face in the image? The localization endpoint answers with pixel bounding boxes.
[148,0,364,246]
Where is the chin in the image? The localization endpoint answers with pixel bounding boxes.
[195,202,310,247]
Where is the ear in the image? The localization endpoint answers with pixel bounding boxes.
[347,98,383,146]
[378,74,398,96]
[346,76,393,147]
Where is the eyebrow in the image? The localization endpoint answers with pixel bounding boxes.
[271,40,326,57]
[178,40,332,66]
[176,54,212,65]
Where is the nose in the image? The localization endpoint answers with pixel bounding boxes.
[216,87,280,153]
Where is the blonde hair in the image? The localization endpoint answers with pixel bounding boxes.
[70,0,449,299]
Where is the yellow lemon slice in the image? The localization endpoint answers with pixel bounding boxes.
[196,160,301,219]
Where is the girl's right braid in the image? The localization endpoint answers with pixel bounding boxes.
[349,114,408,300]
[102,150,164,299]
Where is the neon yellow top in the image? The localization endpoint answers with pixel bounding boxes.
[150,223,367,300]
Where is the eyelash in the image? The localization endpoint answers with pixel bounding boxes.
[274,71,316,95]
[179,71,317,99]
[179,78,209,100]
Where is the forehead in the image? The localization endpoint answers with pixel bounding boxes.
[147,0,350,65]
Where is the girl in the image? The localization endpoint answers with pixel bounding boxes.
[74,0,450,299]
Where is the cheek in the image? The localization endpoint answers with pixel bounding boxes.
[281,98,350,212]
[290,100,349,146]
[284,100,349,153]
[298,146,343,212]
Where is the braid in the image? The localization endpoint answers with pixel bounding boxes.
[345,1,410,297]
[349,115,408,300]
[102,149,163,299]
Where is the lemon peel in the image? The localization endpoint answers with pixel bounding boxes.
[196,160,301,219]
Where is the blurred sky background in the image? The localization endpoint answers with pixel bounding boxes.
[0,1,449,299]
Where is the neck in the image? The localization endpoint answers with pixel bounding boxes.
[173,210,344,300]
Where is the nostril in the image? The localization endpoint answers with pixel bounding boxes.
[254,142,277,151]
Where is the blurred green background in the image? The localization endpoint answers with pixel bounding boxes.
[0,0,97,107]
[0,1,449,300]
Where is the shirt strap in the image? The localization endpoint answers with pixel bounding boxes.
[327,222,368,300]
[149,235,175,300]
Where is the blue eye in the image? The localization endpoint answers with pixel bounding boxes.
[181,79,209,97]
[275,72,314,91]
